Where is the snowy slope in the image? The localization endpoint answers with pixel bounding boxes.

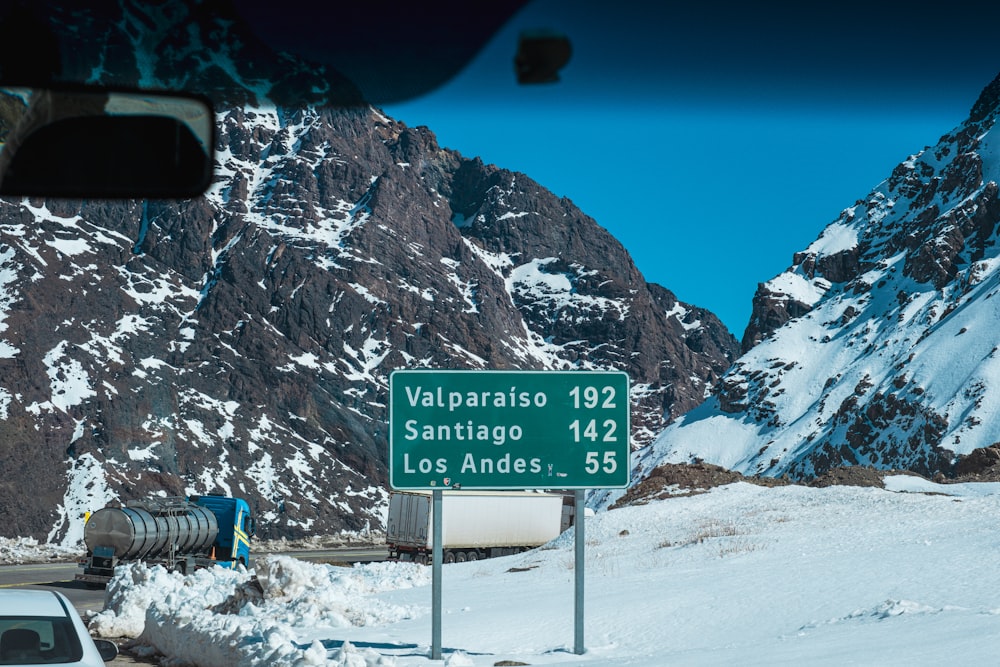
[87,480,1000,666]
[630,73,1000,483]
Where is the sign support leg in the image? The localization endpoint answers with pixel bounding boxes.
[432,489,443,660]
[574,488,585,655]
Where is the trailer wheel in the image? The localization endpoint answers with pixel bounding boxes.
[467,550,479,562]
[455,551,467,563]
[173,562,187,575]
[444,551,456,564]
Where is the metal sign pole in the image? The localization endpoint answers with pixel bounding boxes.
[432,489,443,660]
[574,488,585,655]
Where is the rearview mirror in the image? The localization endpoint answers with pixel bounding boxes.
[0,87,213,198]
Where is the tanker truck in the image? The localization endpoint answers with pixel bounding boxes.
[75,495,254,586]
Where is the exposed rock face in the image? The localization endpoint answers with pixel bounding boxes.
[624,71,1000,485]
[0,107,738,543]
[0,5,738,542]
[740,282,815,353]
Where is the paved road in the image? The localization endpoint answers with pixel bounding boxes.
[0,562,104,613]
[0,547,388,664]
[0,547,387,611]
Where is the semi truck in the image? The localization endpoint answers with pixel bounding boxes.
[76,494,254,586]
[386,490,571,564]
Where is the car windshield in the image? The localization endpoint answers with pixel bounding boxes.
[7,1,1000,665]
[0,618,83,665]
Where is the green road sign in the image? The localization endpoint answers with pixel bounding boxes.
[389,370,630,490]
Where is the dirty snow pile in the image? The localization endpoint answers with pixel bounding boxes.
[89,556,429,666]
[90,477,1000,666]
[0,536,79,564]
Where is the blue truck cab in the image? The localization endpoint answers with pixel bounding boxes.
[190,494,255,568]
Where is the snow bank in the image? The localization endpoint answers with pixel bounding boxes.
[88,481,1000,666]
[90,556,428,667]
[0,536,79,564]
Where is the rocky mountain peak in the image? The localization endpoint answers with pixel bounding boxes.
[743,72,1000,351]
[969,72,1000,124]
[624,69,1000,490]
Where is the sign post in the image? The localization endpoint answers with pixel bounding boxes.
[431,489,442,661]
[389,369,630,658]
[574,488,585,655]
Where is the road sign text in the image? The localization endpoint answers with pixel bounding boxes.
[390,370,630,490]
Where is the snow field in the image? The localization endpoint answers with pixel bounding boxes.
[87,479,1000,666]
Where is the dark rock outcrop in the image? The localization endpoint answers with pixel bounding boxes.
[0,5,739,542]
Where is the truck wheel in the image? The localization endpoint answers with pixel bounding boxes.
[444,551,456,564]
[455,552,467,563]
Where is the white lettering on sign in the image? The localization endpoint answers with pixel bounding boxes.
[404,419,523,446]
[569,384,617,409]
[403,386,547,411]
[403,453,448,474]
[390,371,630,489]
[460,452,542,474]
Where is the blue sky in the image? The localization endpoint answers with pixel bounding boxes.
[383,1,1000,336]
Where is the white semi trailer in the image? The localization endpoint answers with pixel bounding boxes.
[386,490,570,563]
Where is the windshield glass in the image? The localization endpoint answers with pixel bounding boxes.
[0,618,83,665]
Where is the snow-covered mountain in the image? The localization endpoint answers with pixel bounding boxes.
[629,73,1000,486]
[0,3,737,543]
